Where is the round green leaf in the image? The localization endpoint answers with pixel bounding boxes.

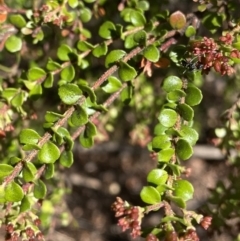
[167,90,186,102]
[140,186,161,204]
[60,151,74,168]
[168,195,186,208]
[133,30,147,45]
[177,103,194,121]
[77,40,94,51]
[60,65,75,82]
[0,164,13,180]
[34,179,47,199]
[143,45,160,62]
[173,180,194,201]
[158,148,174,162]
[44,164,55,179]
[58,84,82,105]
[19,129,41,145]
[46,60,62,71]
[162,76,183,93]
[137,1,150,10]
[28,67,46,81]
[158,109,178,128]
[20,196,31,212]
[105,50,126,68]
[179,125,199,146]
[99,21,116,39]
[22,162,37,182]
[130,10,146,26]
[44,73,54,88]
[147,169,168,186]
[79,7,92,23]
[169,11,186,30]
[185,85,203,106]
[57,44,73,61]
[92,42,108,57]
[70,106,88,127]
[68,0,79,8]
[9,14,26,28]
[5,182,24,202]
[5,36,22,53]
[79,134,94,148]
[176,139,193,160]
[118,61,137,82]
[124,34,138,49]
[102,76,122,93]
[152,135,171,151]
[185,25,196,37]
[45,111,64,123]
[38,141,60,164]
[154,123,168,135]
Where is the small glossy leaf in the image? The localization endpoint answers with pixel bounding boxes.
[79,7,92,23]
[22,144,41,151]
[154,123,168,135]
[70,106,88,127]
[5,182,24,202]
[85,121,97,137]
[133,30,147,45]
[38,141,60,164]
[173,180,194,201]
[9,14,26,28]
[130,10,146,26]
[158,109,178,128]
[58,84,82,105]
[105,50,126,68]
[0,164,13,180]
[44,73,54,88]
[68,0,79,8]
[124,34,138,49]
[60,65,75,82]
[179,125,198,146]
[168,195,186,208]
[46,59,62,71]
[57,44,73,61]
[102,76,122,93]
[34,179,47,199]
[92,42,108,57]
[11,92,24,108]
[162,76,183,93]
[77,40,94,51]
[185,85,203,106]
[177,103,194,121]
[44,164,55,179]
[118,61,137,82]
[45,111,63,123]
[20,196,31,212]
[79,84,96,103]
[167,90,186,102]
[0,185,5,203]
[120,85,133,104]
[140,186,161,204]
[169,11,186,30]
[176,139,193,160]
[147,169,168,186]
[19,129,41,145]
[79,134,94,148]
[5,36,22,53]
[158,148,174,162]
[60,151,74,168]
[29,84,42,98]
[143,45,160,62]
[28,67,46,81]
[152,135,171,151]
[137,1,150,10]
[99,21,116,39]
[22,162,37,182]
[185,25,196,37]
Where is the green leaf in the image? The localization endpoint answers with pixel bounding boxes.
[68,0,79,8]
[158,109,178,128]
[130,10,146,26]
[57,44,73,61]
[45,111,63,123]
[28,67,46,81]
[22,144,41,151]
[179,125,199,146]
[102,76,122,93]
[5,36,22,53]
[85,121,97,137]
[9,14,26,28]
[176,139,193,160]
[79,84,96,103]
[11,92,24,108]
[44,164,55,179]
[158,148,174,162]
[137,1,150,10]
[173,180,194,201]
[29,84,42,99]
[0,164,14,181]
[185,85,203,106]
[168,195,186,208]
[20,196,31,212]
[38,141,60,164]
[169,11,186,29]
[167,90,186,102]
[133,30,147,45]
[118,61,137,82]
[79,134,94,148]
[60,151,74,168]
[154,123,168,135]
[162,76,183,93]
[120,84,133,104]
[140,186,161,204]
[77,40,94,51]
[46,59,62,71]
[58,84,82,105]
[92,42,108,57]
[124,34,138,49]
[79,7,92,23]
[60,65,75,82]
[44,73,54,88]
[5,182,24,202]
[0,185,5,203]
[19,129,41,145]
[177,103,194,121]
[185,25,196,37]
[99,21,116,39]
[152,135,171,151]
[70,106,88,127]
[105,50,126,68]
[22,162,37,182]
[143,45,160,62]
[147,169,168,186]
[34,179,47,199]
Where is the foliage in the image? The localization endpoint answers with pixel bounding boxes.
[0,0,240,240]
